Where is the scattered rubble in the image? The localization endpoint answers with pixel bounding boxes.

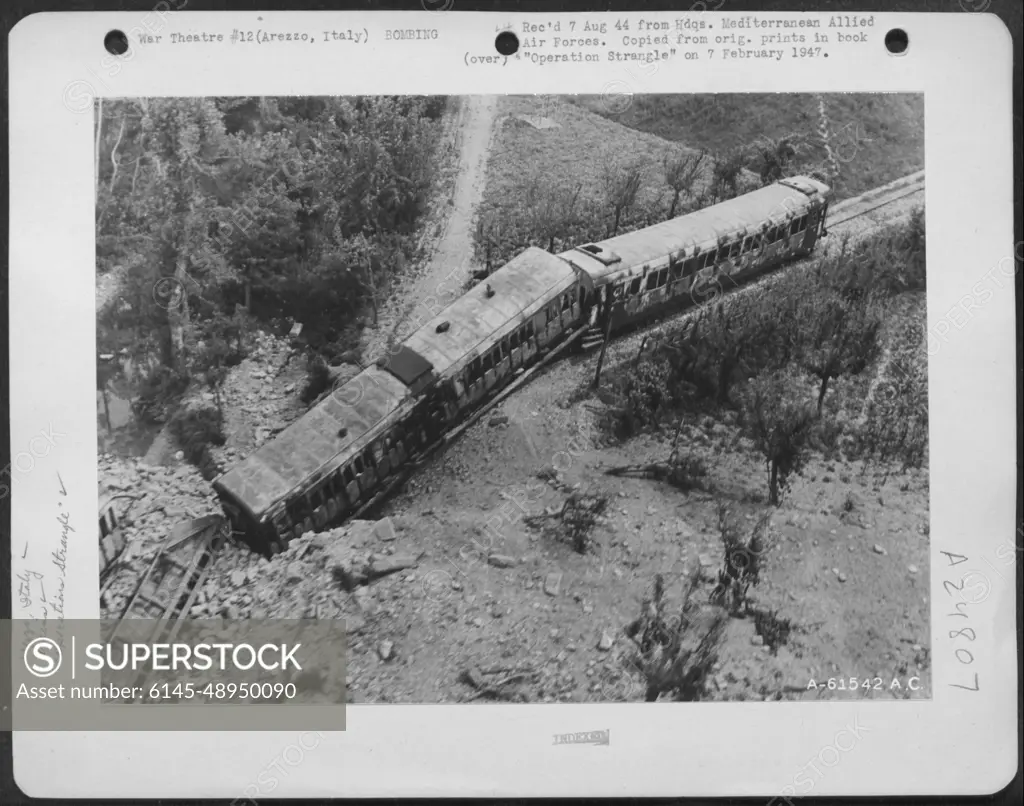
[98,454,222,619]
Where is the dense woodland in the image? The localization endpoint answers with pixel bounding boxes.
[96,95,446,417]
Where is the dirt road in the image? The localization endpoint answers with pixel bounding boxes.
[363,95,499,362]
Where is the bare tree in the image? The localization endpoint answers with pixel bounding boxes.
[601,159,645,236]
[475,209,505,277]
[662,147,707,219]
[754,135,798,186]
[739,370,817,506]
[799,292,882,414]
[708,149,746,203]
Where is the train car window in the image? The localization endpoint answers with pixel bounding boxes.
[629,277,642,295]
[660,268,669,286]
[729,240,742,260]
[364,448,376,471]
[705,249,718,268]
[751,234,762,253]
[510,330,520,349]
[561,294,570,311]
[645,273,657,291]
[741,236,752,253]
[526,321,535,339]
[373,442,384,465]
[789,217,800,236]
[343,465,355,485]
[353,455,364,474]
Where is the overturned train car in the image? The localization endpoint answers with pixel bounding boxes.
[214,176,831,555]
[213,247,588,556]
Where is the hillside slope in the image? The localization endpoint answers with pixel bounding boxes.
[572,93,924,200]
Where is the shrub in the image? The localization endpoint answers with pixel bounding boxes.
[301,354,332,405]
[830,210,926,298]
[753,609,793,655]
[613,357,675,438]
[523,492,609,555]
[132,365,191,425]
[624,570,728,702]
[710,504,773,613]
[738,370,817,506]
[168,404,226,479]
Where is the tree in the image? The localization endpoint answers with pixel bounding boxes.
[142,98,231,372]
[739,370,817,506]
[662,147,707,219]
[475,209,505,277]
[525,173,584,252]
[708,149,746,203]
[601,159,645,236]
[754,136,798,186]
[798,292,882,414]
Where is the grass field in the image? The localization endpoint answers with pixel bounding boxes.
[476,95,733,266]
[571,93,925,200]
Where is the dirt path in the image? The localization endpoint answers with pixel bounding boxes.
[363,95,499,363]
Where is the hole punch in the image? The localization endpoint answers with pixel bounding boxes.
[104,30,130,56]
[495,31,519,56]
[885,28,908,55]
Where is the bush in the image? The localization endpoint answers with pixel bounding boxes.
[613,357,676,438]
[710,504,773,614]
[738,370,818,506]
[132,365,191,425]
[168,404,226,479]
[624,571,728,702]
[826,209,926,298]
[301,354,332,405]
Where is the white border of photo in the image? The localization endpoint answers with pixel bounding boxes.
[7,8,1017,799]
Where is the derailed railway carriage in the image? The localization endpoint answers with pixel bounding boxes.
[214,247,587,555]
[560,175,831,335]
[214,176,831,555]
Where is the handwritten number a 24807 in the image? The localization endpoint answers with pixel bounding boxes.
[940,551,981,693]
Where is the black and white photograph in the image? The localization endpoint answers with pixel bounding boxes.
[94,92,931,704]
[7,6,1019,800]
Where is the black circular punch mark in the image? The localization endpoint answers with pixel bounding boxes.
[884,28,909,55]
[495,30,519,56]
[104,30,129,56]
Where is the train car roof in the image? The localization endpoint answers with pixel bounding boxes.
[397,247,576,379]
[213,365,409,519]
[562,177,829,282]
